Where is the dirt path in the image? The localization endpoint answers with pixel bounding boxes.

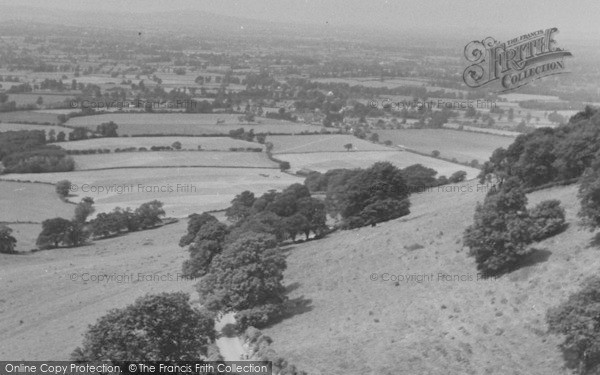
[214,312,247,360]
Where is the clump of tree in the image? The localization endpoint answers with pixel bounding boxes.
[546,276,600,374]
[229,127,255,142]
[36,197,95,249]
[96,121,118,137]
[71,292,215,361]
[89,200,165,239]
[0,225,17,253]
[464,179,566,275]
[196,233,287,330]
[0,130,74,174]
[324,162,411,229]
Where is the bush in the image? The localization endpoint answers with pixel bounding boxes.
[55,180,71,197]
[71,292,215,361]
[448,170,467,183]
[547,276,600,374]
[431,150,440,158]
[578,166,600,229]
[235,304,284,331]
[529,199,566,241]
[463,182,534,275]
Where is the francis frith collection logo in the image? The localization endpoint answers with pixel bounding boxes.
[463,27,572,92]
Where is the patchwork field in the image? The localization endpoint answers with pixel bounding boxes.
[0,180,74,223]
[59,136,263,151]
[378,129,514,164]
[269,134,391,154]
[263,182,587,375]
[72,151,276,170]
[278,151,480,179]
[1,168,303,218]
[66,113,329,135]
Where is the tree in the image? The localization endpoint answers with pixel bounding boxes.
[431,150,440,158]
[256,134,267,144]
[55,180,71,198]
[401,164,438,191]
[463,180,533,275]
[225,191,256,222]
[74,197,94,223]
[36,96,43,106]
[134,200,165,229]
[529,199,566,241]
[578,167,600,229]
[48,129,56,143]
[179,213,219,247]
[279,161,291,171]
[171,141,182,150]
[56,131,66,142]
[71,292,215,361]
[36,217,73,249]
[0,225,17,253]
[547,276,600,374]
[96,121,118,137]
[344,143,353,151]
[195,233,286,327]
[369,133,379,142]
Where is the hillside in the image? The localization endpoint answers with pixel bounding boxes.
[262,180,592,375]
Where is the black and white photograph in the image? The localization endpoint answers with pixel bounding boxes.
[0,1,599,374]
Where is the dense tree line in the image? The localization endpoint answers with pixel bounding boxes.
[479,106,600,188]
[0,130,75,174]
[36,198,165,249]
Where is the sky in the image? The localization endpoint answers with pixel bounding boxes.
[1,0,599,41]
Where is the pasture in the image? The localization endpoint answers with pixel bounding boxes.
[72,151,276,170]
[277,150,480,179]
[0,111,59,124]
[378,129,514,164]
[1,168,303,218]
[0,180,74,223]
[269,134,392,154]
[65,113,329,135]
[60,136,263,151]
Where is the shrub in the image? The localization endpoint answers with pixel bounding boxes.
[449,170,467,183]
[578,166,600,229]
[547,276,600,374]
[0,225,17,253]
[235,304,284,331]
[463,182,534,275]
[55,179,71,197]
[530,199,566,241]
[71,292,215,361]
[431,150,440,158]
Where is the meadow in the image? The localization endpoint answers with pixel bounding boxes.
[377,129,514,164]
[0,180,74,223]
[60,136,263,151]
[269,134,391,154]
[278,150,480,179]
[72,151,276,170]
[66,113,329,135]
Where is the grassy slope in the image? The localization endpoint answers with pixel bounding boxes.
[263,181,593,375]
[0,220,197,360]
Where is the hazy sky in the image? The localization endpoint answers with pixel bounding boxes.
[3,0,599,41]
